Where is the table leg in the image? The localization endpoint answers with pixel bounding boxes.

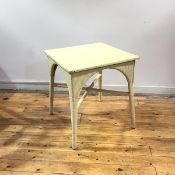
[113,61,136,128]
[128,81,136,129]
[48,58,57,115]
[69,94,78,149]
[63,70,97,149]
[63,72,79,149]
[98,70,102,102]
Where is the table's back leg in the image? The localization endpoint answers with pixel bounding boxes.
[98,70,102,102]
[48,58,57,115]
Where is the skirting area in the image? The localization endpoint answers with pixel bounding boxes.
[0,92,174,175]
[0,81,175,94]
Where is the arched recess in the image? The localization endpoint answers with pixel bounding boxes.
[108,61,135,87]
[105,67,131,87]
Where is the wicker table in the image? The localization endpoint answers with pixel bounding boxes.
[44,43,139,149]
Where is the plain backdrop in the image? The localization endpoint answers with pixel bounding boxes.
[0,0,175,94]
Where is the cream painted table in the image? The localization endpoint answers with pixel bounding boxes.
[44,43,139,149]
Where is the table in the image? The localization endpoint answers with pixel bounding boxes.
[44,43,140,149]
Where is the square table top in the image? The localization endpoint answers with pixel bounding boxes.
[44,43,139,73]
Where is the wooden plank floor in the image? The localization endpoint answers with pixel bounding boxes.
[0,92,174,175]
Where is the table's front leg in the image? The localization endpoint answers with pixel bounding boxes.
[69,90,78,149]
[63,70,97,149]
[63,72,80,149]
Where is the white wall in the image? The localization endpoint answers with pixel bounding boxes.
[0,0,175,94]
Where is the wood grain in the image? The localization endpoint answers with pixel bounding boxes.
[0,92,174,175]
